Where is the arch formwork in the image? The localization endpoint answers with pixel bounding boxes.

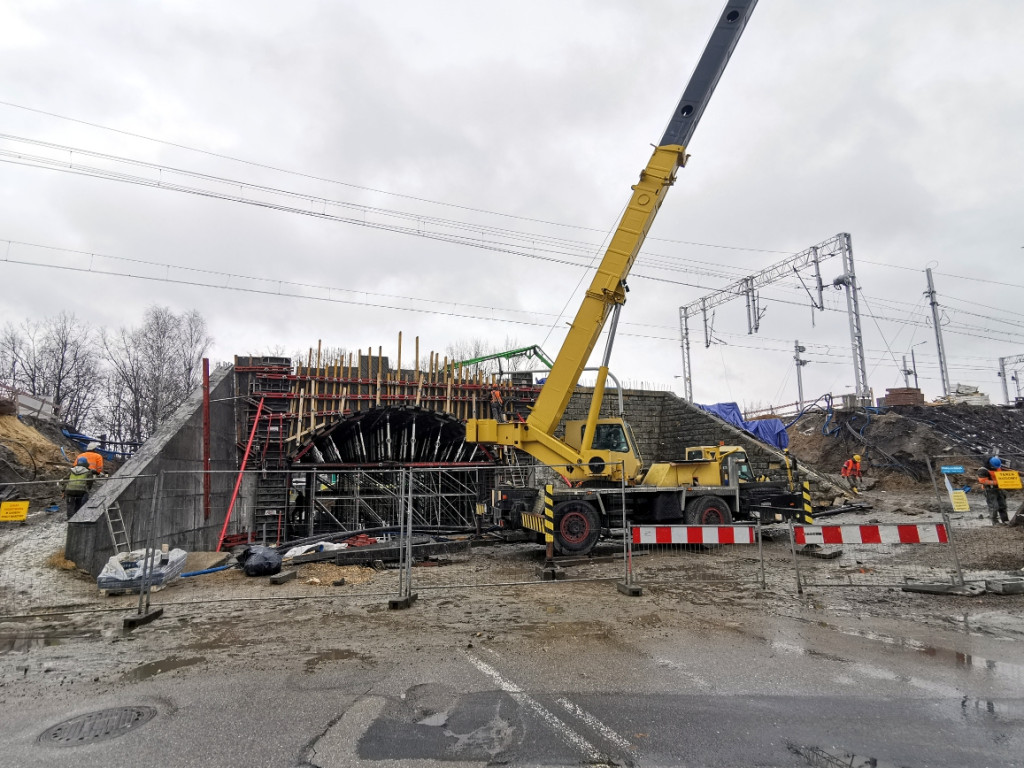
[233,355,538,544]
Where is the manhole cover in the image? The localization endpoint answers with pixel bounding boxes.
[38,706,157,746]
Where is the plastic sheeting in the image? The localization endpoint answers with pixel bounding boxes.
[696,402,789,450]
[97,548,187,593]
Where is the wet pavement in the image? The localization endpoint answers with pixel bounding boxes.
[1,581,1022,767]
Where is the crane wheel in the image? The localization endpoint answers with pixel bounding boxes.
[684,496,733,526]
[554,500,601,554]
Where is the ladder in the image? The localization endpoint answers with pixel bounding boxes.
[105,503,132,554]
[503,446,530,488]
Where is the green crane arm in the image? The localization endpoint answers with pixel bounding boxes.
[465,0,757,477]
[452,345,555,371]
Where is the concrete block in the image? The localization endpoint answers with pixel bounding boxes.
[269,569,297,585]
[123,608,164,630]
[986,578,1024,595]
[388,593,418,610]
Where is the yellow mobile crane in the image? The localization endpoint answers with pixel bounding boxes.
[466,0,806,553]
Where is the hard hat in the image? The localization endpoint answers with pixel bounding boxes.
[76,456,89,466]
[86,441,100,451]
[853,454,861,462]
[989,456,1002,469]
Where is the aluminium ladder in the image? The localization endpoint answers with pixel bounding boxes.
[105,502,132,554]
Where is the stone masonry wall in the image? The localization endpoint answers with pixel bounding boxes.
[563,387,792,479]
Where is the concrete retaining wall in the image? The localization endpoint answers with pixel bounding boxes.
[65,365,239,577]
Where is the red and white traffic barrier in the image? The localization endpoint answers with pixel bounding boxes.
[633,526,757,545]
[794,524,948,546]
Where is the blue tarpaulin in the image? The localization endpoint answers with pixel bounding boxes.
[696,402,789,450]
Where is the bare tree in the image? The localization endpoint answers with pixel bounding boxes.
[41,313,101,431]
[0,314,101,430]
[0,319,46,395]
[100,306,213,444]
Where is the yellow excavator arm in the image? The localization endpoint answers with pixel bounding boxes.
[465,0,757,483]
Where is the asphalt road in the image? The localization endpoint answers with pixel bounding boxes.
[1,590,1022,768]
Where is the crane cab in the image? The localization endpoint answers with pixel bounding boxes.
[563,418,643,482]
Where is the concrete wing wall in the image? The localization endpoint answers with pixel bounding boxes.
[65,365,238,577]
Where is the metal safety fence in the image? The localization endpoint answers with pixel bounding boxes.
[4,456,1021,621]
[390,464,628,602]
[623,521,770,594]
[925,453,1024,590]
[787,520,962,590]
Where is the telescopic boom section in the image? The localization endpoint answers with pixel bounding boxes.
[465,0,756,472]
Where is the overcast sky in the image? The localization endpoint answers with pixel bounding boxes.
[1,1,1022,411]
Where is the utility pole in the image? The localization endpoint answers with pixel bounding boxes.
[997,354,1024,404]
[794,341,809,409]
[925,268,951,399]
[678,308,693,402]
[901,355,911,388]
[910,345,922,390]
[831,234,870,406]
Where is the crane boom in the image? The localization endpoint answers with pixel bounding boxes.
[466,0,757,480]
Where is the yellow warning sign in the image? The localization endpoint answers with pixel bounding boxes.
[0,500,29,522]
[995,470,1022,490]
[949,490,970,512]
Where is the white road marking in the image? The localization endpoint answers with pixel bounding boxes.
[555,696,635,753]
[466,653,604,762]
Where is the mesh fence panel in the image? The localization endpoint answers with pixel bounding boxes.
[928,453,1024,587]
[789,522,961,589]
[624,522,768,591]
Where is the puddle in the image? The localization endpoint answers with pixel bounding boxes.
[789,742,901,768]
[123,656,205,681]
[304,648,360,673]
[763,624,1024,693]
[417,712,449,727]
[0,631,99,654]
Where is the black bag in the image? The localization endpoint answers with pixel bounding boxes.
[237,545,282,577]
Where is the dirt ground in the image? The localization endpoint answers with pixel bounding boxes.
[1,406,1023,701]
[2,485,1022,646]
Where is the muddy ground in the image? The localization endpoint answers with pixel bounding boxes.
[2,484,1022,701]
[2,404,1023,711]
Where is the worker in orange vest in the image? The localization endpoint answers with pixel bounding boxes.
[78,441,104,475]
[841,453,862,492]
[977,456,1009,525]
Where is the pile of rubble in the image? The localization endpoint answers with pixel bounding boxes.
[787,403,1024,489]
[0,414,77,506]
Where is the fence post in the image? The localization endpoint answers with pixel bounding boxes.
[926,457,965,586]
[125,471,164,629]
[389,467,417,609]
[787,518,803,596]
[757,516,766,590]
[617,462,642,596]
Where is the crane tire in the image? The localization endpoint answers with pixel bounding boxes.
[685,495,734,526]
[554,500,601,554]
[652,492,683,522]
